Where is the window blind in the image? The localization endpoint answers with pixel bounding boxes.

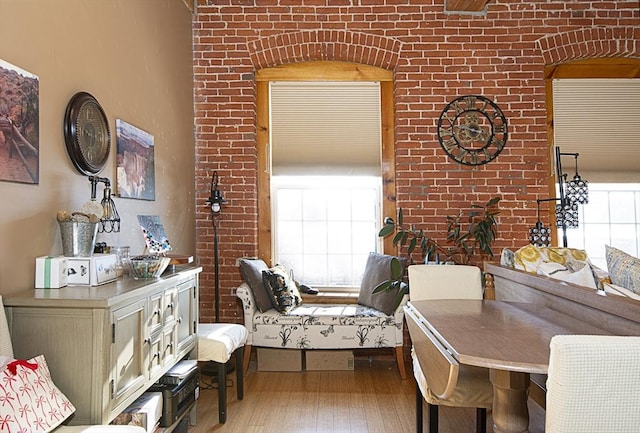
[270,81,382,176]
[553,78,640,178]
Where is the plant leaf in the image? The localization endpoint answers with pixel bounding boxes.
[373,280,392,294]
[390,257,403,279]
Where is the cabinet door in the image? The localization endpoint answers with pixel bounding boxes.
[147,334,164,382]
[148,291,164,337]
[176,278,197,355]
[163,288,178,325]
[111,299,147,413]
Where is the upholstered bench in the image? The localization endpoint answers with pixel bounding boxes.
[235,253,408,379]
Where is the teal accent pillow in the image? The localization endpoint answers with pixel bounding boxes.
[606,245,640,294]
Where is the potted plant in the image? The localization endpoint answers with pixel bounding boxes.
[373,196,500,307]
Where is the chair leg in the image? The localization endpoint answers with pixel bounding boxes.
[217,361,227,424]
[395,346,407,379]
[416,383,423,433]
[236,347,244,400]
[476,408,487,433]
[428,403,438,433]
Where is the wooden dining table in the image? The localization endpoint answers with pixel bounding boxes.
[406,299,610,433]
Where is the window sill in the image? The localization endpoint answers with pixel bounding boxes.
[301,291,359,305]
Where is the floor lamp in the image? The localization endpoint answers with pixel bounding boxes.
[203,171,232,385]
[207,171,226,322]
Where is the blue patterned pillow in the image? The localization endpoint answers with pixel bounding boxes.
[605,245,640,294]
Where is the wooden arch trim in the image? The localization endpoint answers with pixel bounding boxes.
[543,57,640,244]
[256,61,396,265]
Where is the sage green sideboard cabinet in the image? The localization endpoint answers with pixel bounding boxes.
[4,266,201,425]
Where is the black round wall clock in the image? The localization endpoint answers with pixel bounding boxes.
[437,95,508,166]
[63,92,111,176]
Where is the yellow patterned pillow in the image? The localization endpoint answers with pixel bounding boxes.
[514,245,590,273]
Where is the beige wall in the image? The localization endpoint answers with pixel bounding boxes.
[0,0,195,294]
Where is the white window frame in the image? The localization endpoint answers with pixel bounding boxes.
[271,175,383,292]
[565,183,640,270]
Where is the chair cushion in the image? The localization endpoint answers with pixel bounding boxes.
[238,258,274,312]
[198,323,248,364]
[358,252,400,315]
[251,303,402,349]
[412,349,492,408]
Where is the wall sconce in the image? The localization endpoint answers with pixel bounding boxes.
[88,176,120,233]
[529,147,589,248]
[563,151,589,204]
[555,147,589,246]
[529,199,552,247]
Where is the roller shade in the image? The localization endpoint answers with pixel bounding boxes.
[553,79,640,179]
[270,81,381,176]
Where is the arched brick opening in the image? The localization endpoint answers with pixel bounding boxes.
[538,26,640,65]
[248,30,402,71]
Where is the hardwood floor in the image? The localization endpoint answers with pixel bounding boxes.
[189,358,545,433]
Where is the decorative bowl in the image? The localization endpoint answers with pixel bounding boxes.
[128,255,171,279]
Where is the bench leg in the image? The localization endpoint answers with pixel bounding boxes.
[395,346,407,379]
[242,344,252,374]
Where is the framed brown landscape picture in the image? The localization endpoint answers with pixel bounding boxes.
[0,59,39,184]
[116,119,155,200]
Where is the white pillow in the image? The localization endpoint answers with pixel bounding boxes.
[603,282,640,301]
[0,354,76,433]
[537,262,597,289]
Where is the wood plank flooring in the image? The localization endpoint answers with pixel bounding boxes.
[190,358,545,433]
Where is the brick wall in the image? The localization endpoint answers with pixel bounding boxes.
[193,0,639,324]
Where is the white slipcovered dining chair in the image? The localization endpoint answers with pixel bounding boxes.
[407,265,493,433]
[546,335,640,433]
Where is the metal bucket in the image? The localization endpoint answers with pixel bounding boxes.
[58,221,99,257]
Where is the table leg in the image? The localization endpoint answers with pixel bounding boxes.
[490,369,530,433]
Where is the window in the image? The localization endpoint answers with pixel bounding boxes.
[566,183,640,270]
[272,175,381,289]
[268,78,385,291]
[550,70,640,269]
[255,62,396,272]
